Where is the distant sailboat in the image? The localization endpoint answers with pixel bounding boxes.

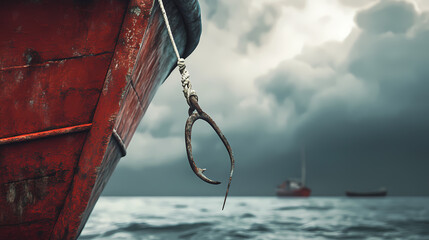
[276,148,311,197]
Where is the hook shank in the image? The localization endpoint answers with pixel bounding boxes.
[185,96,235,210]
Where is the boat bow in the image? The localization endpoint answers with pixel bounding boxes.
[0,0,202,239]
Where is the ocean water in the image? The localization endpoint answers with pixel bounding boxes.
[80,197,429,240]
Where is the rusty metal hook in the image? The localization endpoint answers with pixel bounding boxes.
[185,96,234,210]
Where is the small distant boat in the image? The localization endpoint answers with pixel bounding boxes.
[276,148,311,197]
[276,180,311,197]
[345,188,388,197]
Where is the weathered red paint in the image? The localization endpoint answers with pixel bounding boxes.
[0,0,201,239]
[0,0,127,69]
[0,132,88,239]
[0,0,131,238]
[0,54,112,139]
[50,1,155,238]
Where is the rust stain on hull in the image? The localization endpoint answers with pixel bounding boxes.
[4,170,67,217]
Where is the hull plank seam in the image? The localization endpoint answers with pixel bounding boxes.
[0,123,92,146]
[3,170,68,185]
[0,51,113,72]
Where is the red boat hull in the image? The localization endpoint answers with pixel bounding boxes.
[0,0,201,239]
[277,187,311,197]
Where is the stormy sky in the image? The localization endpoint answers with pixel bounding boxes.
[103,0,429,196]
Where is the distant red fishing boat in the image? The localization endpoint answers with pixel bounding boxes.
[276,180,311,197]
[0,0,201,239]
[277,148,311,197]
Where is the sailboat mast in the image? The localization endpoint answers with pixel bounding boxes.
[301,147,306,186]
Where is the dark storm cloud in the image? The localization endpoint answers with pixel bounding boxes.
[200,0,306,31]
[256,0,429,195]
[237,5,281,53]
[261,69,298,104]
[105,0,429,197]
[199,0,230,29]
[258,60,334,114]
[355,0,417,34]
[201,0,303,54]
[349,1,429,108]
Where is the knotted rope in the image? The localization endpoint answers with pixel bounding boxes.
[157,0,197,105]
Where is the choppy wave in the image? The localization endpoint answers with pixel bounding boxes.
[102,222,212,236]
[80,197,429,240]
[240,213,255,218]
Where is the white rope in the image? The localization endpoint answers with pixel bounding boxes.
[157,0,180,60]
[157,0,197,105]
